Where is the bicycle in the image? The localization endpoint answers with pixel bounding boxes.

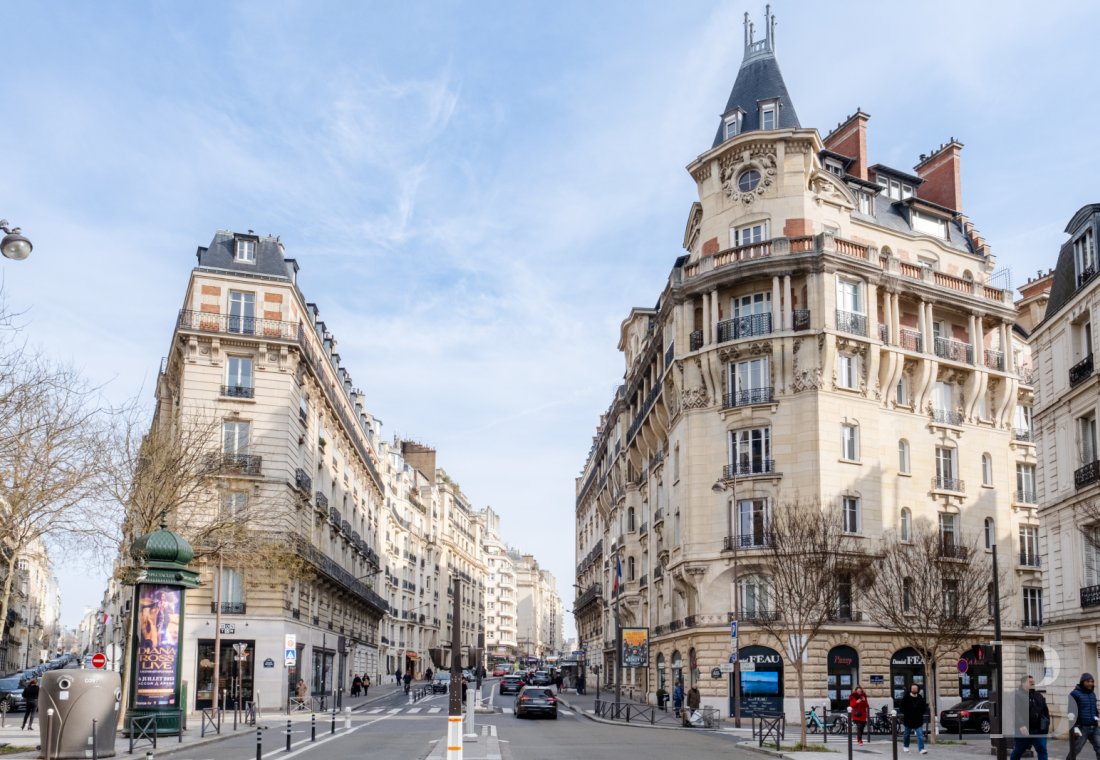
[830,712,851,734]
[806,706,827,733]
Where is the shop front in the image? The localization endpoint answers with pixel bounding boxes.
[890,647,925,706]
[195,638,255,710]
[957,645,995,701]
[735,644,784,717]
[827,645,859,711]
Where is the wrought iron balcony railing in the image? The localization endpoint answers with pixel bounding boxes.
[984,350,1005,371]
[938,543,970,560]
[827,610,863,622]
[221,384,255,399]
[1013,428,1033,443]
[215,453,262,476]
[723,533,772,551]
[717,313,773,342]
[899,329,923,352]
[1015,490,1037,505]
[689,330,704,351]
[315,491,329,509]
[932,475,965,493]
[1076,460,1100,489]
[933,409,964,426]
[665,343,675,370]
[211,602,247,614]
[1081,584,1100,609]
[835,309,867,336]
[1078,265,1098,290]
[723,386,774,408]
[178,309,299,340]
[723,460,776,479]
[1019,552,1041,568]
[742,608,779,622]
[793,310,811,331]
[295,468,312,493]
[1071,354,1094,387]
[934,336,974,364]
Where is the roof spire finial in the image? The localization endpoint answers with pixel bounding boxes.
[768,4,777,51]
[743,7,777,62]
[744,11,750,48]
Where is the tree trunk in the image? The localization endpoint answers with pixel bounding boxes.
[796,660,807,747]
[928,659,939,744]
[0,551,17,644]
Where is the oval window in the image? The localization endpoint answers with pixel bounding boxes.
[738,170,761,192]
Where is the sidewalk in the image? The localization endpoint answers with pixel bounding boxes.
[556,683,687,729]
[0,682,409,758]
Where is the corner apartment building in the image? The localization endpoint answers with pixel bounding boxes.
[151,231,389,711]
[0,538,60,671]
[1033,205,1100,716]
[476,506,519,663]
[575,10,1041,717]
[514,553,563,660]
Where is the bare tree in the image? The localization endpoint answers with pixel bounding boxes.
[0,354,107,646]
[860,519,1000,742]
[754,500,870,747]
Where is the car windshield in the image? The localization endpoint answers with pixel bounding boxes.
[523,688,554,697]
[0,678,20,690]
[435,673,450,681]
[947,701,980,710]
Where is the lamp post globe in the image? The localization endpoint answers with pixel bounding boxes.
[0,228,31,260]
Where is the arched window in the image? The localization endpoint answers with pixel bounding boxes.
[982,453,993,486]
[900,508,912,542]
[671,651,683,687]
[657,653,667,690]
[898,439,911,473]
[902,577,913,613]
[984,517,995,550]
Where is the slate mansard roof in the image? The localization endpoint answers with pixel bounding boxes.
[196,230,299,280]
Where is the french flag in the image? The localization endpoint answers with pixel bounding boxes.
[613,554,622,596]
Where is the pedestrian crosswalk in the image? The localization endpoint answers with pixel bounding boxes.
[359,705,575,718]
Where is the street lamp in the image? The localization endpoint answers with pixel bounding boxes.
[0,221,31,260]
[712,477,742,727]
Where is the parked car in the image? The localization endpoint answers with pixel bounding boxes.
[499,675,526,695]
[515,685,557,719]
[0,677,26,713]
[530,671,553,687]
[431,672,452,694]
[939,700,991,733]
[492,666,510,677]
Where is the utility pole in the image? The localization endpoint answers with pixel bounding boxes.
[447,577,463,760]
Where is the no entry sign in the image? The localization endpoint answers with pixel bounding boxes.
[91,652,107,669]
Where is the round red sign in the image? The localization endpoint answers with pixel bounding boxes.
[91,653,107,669]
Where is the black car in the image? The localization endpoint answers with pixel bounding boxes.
[530,671,553,687]
[0,677,26,713]
[515,685,557,719]
[431,672,452,694]
[939,700,991,733]
[499,675,525,695]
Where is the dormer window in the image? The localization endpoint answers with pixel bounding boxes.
[235,237,257,263]
[875,175,914,201]
[824,158,844,177]
[760,104,777,131]
[857,191,874,216]
[1075,227,1097,287]
[912,210,949,240]
[724,112,742,140]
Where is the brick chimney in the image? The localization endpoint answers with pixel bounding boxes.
[823,110,870,180]
[914,139,963,211]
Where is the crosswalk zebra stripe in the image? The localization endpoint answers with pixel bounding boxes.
[428,707,442,713]
[503,707,513,714]
[387,708,401,714]
[407,708,422,714]
[367,708,383,714]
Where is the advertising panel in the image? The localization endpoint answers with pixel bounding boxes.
[134,584,181,707]
[620,627,649,668]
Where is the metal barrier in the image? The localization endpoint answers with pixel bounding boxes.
[412,686,431,702]
[128,715,158,754]
[592,699,688,727]
[754,711,785,749]
[201,707,222,737]
[244,701,257,727]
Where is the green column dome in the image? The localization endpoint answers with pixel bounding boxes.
[130,522,195,567]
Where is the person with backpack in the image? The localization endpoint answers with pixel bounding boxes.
[1068,673,1100,760]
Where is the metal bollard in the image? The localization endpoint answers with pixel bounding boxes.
[891,711,899,760]
[848,706,854,760]
[92,718,99,760]
[344,707,351,730]
[311,713,316,742]
[256,726,262,760]
[330,708,335,734]
[286,719,292,751]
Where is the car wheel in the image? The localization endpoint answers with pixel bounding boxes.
[0,697,10,714]
[980,719,991,734]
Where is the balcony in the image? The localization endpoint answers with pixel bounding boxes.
[835,309,867,336]
[723,533,772,551]
[827,610,863,623]
[1013,429,1033,443]
[1071,354,1094,387]
[221,384,255,399]
[1081,585,1100,609]
[723,387,774,409]
[718,313,773,342]
[742,608,779,622]
[984,350,1005,372]
[899,329,923,352]
[653,508,664,526]
[1079,266,1098,290]
[689,330,704,351]
[665,343,675,370]
[1076,460,1100,489]
[211,602,247,614]
[315,491,329,509]
[669,620,682,632]
[1018,552,1041,568]
[215,453,262,476]
[722,460,776,479]
[683,615,696,628]
[639,522,648,536]
[178,309,298,340]
[939,543,970,561]
[1015,490,1037,505]
[639,574,648,587]
[932,476,965,493]
[934,336,974,364]
[654,566,663,580]
[793,310,811,331]
[295,468,312,493]
[932,409,964,426]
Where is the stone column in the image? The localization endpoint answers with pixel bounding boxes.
[771,276,782,333]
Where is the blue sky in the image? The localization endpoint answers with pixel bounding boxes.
[4,1,1099,637]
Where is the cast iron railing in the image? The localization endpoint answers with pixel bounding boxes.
[1076,460,1100,489]
[899,329,922,352]
[221,384,255,399]
[793,310,811,331]
[932,475,965,493]
[933,409,964,426]
[723,460,776,478]
[835,309,867,336]
[935,336,974,364]
[717,313,773,342]
[214,453,262,476]
[1071,354,1094,387]
[723,387,774,408]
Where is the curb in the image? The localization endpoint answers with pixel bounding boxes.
[556,696,711,731]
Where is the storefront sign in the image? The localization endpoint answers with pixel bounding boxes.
[620,628,649,668]
[737,645,782,714]
[134,584,181,707]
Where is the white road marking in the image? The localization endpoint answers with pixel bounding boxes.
[428,707,442,713]
[387,708,401,714]
[407,707,422,714]
[560,709,574,716]
[367,708,383,714]
[503,707,513,714]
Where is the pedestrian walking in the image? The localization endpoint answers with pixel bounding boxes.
[900,683,928,754]
[850,685,870,745]
[21,678,39,730]
[1009,675,1049,760]
[402,671,412,694]
[1068,673,1100,760]
[684,685,701,727]
[554,672,563,694]
[362,674,370,697]
[395,668,401,684]
[425,668,433,682]
[577,672,586,695]
[351,674,362,697]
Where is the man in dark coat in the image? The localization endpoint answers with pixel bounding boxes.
[1068,673,1100,760]
[899,683,928,754]
[21,678,39,730]
[1009,675,1049,760]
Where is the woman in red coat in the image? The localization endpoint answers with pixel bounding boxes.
[849,685,870,744]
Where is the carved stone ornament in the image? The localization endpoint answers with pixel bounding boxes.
[720,145,778,204]
[718,341,773,364]
[810,171,855,208]
[792,368,822,393]
[682,387,709,409]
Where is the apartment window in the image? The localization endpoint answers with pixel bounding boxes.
[842,496,861,534]
[902,577,913,613]
[982,453,993,486]
[858,191,874,216]
[836,574,854,618]
[841,424,859,461]
[837,354,858,389]
[228,290,256,335]
[724,113,741,139]
[225,356,253,397]
[738,170,762,193]
[627,507,636,533]
[824,158,844,176]
[223,421,250,455]
[741,575,771,616]
[730,427,772,475]
[1017,464,1036,503]
[219,568,244,605]
[1014,405,1033,436]
[1019,525,1039,565]
[836,278,863,314]
[760,105,777,131]
[674,443,680,482]
[943,579,960,619]
[984,517,995,550]
[1023,587,1042,627]
[1075,227,1097,285]
[900,508,912,542]
[299,395,309,424]
[738,498,769,546]
[223,491,248,517]
[235,237,257,263]
[939,512,959,550]
[627,557,636,581]
[912,210,949,239]
[896,378,908,405]
[898,439,910,474]
[876,175,914,201]
[729,357,770,405]
[1085,527,1100,586]
[732,221,768,247]
[1079,413,1098,466]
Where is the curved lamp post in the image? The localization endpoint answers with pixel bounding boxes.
[0,220,31,260]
